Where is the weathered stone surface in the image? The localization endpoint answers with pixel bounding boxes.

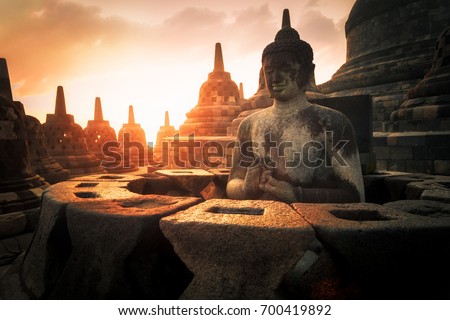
[160,199,316,299]
[310,95,376,174]
[381,26,450,174]
[384,200,450,218]
[227,10,364,204]
[319,0,450,128]
[405,177,450,200]
[281,239,362,299]
[25,115,69,184]
[0,233,33,266]
[156,169,214,197]
[5,176,201,299]
[0,212,26,239]
[48,195,200,299]
[293,202,450,298]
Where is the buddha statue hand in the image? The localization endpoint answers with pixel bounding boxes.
[260,175,301,203]
[242,160,265,199]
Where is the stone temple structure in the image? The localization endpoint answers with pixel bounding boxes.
[154,111,178,163]
[0,58,47,267]
[160,43,241,169]
[84,97,117,159]
[24,115,69,184]
[179,43,241,137]
[117,105,147,167]
[43,86,104,177]
[374,26,450,174]
[319,0,450,132]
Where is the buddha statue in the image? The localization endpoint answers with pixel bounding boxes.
[226,9,365,203]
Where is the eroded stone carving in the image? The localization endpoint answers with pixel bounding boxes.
[227,10,364,203]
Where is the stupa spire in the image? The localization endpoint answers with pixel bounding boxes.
[214,42,225,72]
[164,110,170,126]
[282,8,291,28]
[0,58,13,101]
[94,97,104,121]
[128,105,135,124]
[239,82,244,99]
[54,86,67,116]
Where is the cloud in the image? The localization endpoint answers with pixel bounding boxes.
[294,9,347,83]
[1,0,350,104]
[0,0,144,95]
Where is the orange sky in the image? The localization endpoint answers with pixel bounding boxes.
[0,0,356,143]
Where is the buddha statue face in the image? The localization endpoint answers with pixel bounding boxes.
[262,51,309,102]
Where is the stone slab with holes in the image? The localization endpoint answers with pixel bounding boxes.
[156,169,214,197]
[293,203,450,299]
[160,199,315,299]
[1,174,202,299]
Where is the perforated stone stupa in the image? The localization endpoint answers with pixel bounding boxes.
[117,105,147,167]
[0,58,47,264]
[84,97,117,158]
[179,43,241,137]
[42,86,104,177]
[154,111,178,163]
[24,115,69,184]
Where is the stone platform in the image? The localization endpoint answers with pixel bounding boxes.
[160,199,315,299]
[0,175,201,299]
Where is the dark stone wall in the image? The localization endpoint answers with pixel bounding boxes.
[318,0,450,131]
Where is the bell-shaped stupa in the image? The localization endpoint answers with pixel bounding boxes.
[84,97,117,158]
[117,105,147,167]
[319,0,450,132]
[25,115,69,184]
[0,58,47,254]
[376,26,450,174]
[42,86,104,176]
[179,43,241,137]
[154,111,178,163]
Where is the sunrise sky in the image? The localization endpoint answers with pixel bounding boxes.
[1,0,356,143]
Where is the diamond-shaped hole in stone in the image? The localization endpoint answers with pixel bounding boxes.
[74,192,100,198]
[329,209,394,221]
[207,206,264,215]
[76,183,99,188]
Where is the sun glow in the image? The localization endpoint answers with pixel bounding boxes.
[17,48,262,144]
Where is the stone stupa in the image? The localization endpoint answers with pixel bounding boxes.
[0,58,47,264]
[24,115,69,184]
[179,43,241,137]
[84,97,117,159]
[375,26,450,174]
[153,111,178,164]
[117,105,147,167]
[42,86,104,177]
[319,0,450,132]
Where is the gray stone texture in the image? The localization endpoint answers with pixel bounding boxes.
[160,199,316,299]
[3,176,201,299]
[293,202,450,298]
[320,0,450,128]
